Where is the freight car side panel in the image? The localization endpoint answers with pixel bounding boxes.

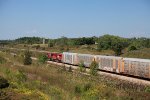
[63,52,78,65]
[77,54,95,67]
[136,62,149,78]
[123,58,150,78]
[96,56,122,73]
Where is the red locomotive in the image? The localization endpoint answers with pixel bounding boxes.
[47,52,62,62]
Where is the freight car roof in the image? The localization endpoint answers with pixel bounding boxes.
[96,55,122,59]
[123,58,150,63]
[63,52,78,55]
[77,53,94,56]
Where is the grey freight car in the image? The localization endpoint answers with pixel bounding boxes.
[63,52,78,65]
[96,55,122,73]
[122,58,150,78]
[77,54,95,67]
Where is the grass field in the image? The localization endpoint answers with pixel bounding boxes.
[0,51,150,100]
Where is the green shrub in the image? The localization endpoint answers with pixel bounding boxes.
[74,85,82,94]
[79,61,86,72]
[38,54,48,64]
[5,69,14,80]
[83,83,91,92]
[23,50,32,65]
[74,83,91,96]
[0,76,9,89]
[16,70,27,84]
[89,60,98,75]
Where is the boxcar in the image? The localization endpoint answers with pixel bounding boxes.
[77,54,95,67]
[63,52,78,65]
[96,55,122,73]
[122,58,150,78]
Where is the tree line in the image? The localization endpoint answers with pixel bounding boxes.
[1,35,150,56]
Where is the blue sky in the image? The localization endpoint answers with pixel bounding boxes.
[0,0,150,40]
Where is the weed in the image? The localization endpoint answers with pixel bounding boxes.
[74,85,82,94]
[145,87,150,93]
[68,66,72,72]
[89,60,98,75]
[16,70,27,84]
[38,54,48,64]
[83,83,91,92]
[79,61,86,72]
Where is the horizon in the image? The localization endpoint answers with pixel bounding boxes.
[0,0,150,40]
[0,34,149,41]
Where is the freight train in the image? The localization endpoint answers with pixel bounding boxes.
[47,52,150,79]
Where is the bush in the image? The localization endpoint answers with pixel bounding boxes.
[0,76,9,89]
[128,45,137,51]
[83,83,91,92]
[23,50,32,65]
[16,70,27,84]
[5,69,13,80]
[79,61,86,72]
[74,83,91,95]
[38,55,48,64]
[89,60,98,75]
[74,85,82,94]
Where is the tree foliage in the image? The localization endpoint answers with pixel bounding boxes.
[1,35,150,56]
[73,37,95,45]
[15,37,43,44]
[128,45,137,51]
[129,37,150,49]
[97,34,129,55]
